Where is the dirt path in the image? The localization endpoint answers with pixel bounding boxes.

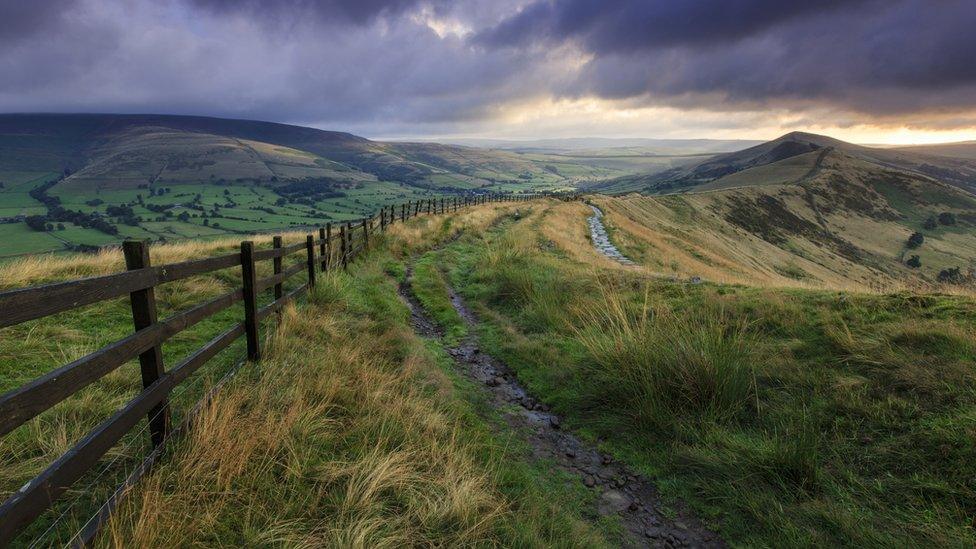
[398,260,724,548]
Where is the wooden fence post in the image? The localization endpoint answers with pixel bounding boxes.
[273,236,283,302]
[401,203,406,222]
[241,241,260,362]
[319,227,327,272]
[122,240,170,448]
[340,223,348,270]
[380,208,386,231]
[306,235,316,287]
[324,223,332,272]
[362,218,369,251]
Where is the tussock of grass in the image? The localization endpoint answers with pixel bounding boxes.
[574,283,756,431]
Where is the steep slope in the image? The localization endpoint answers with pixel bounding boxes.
[595,148,976,288]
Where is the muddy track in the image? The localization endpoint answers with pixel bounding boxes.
[398,257,724,548]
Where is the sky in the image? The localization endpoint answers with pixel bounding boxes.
[1,0,975,144]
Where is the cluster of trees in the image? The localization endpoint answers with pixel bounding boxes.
[923,212,957,229]
[272,179,346,206]
[105,204,140,226]
[903,211,962,271]
[937,267,965,284]
[25,173,120,235]
[906,232,924,249]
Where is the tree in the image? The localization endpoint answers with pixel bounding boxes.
[25,215,48,231]
[177,211,190,222]
[938,266,962,283]
[906,232,924,249]
[57,223,65,230]
[906,255,921,268]
[923,216,938,230]
[938,212,957,226]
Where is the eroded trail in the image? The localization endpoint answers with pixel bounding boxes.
[398,260,723,548]
[587,204,635,265]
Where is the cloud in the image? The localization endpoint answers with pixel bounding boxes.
[0,0,973,138]
[188,0,433,26]
[478,0,976,117]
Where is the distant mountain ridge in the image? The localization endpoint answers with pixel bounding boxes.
[598,131,976,196]
[0,113,559,191]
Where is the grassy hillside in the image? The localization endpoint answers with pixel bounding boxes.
[3,198,975,546]
[0,114,586,257]
[417,200,976,546]
[592,154,976,288]
[601,132,976,196]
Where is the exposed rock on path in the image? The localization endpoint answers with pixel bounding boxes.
[588,204,635,265]
[398,260,723,548]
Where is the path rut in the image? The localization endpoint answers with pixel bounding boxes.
[398,260,723,548]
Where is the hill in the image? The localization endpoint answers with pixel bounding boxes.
[0,113,577,257]
[599,131,976,196]
[3,197,975,547]
[893,140,976,160]
[0,113,566,191]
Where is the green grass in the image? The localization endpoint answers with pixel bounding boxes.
[0,239,311,546]
[429,206,976,547]
[410,251,467,344]
[1,208,623,547]
[0,223,64,256]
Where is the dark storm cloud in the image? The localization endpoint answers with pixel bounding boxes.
[0,0,77,44]
[189,0,433,25]
[477,0,867,53]
[0,0,973,135]
[477,0,976,116]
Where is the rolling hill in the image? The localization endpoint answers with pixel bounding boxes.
[0,113,581,257]
[0,113,567,192]
[599,131,976,196]
[591,133,976,287]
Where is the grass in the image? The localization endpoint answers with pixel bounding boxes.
[2,200,620,547]
[410,251,467,344]
[7,194,976,546]
[573,284,757,432]
[431,200,976,547]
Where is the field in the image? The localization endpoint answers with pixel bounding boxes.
[0,175,444,257]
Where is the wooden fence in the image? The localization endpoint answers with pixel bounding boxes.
[0,192,536,547]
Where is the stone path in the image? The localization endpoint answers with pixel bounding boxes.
[398,261,723,548]
[588,204,635,265]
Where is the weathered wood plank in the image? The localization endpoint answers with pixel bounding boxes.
[0,288,243,437]
[0,252,240,329]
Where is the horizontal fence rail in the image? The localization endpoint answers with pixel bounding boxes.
[0,191,541,547]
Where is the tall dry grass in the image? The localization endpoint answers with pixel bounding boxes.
[96,200,609,547]
[573,282,757,431]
